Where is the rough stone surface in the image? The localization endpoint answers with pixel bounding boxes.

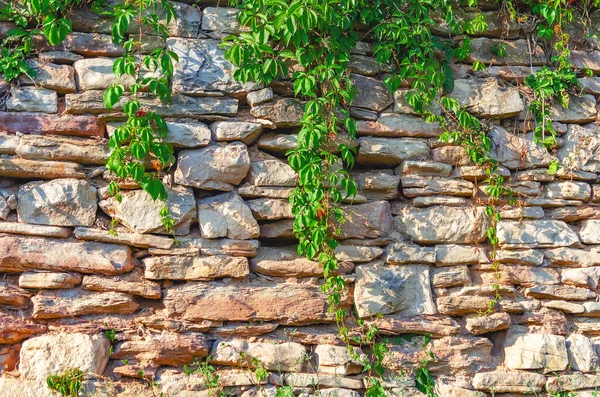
[1,11,600,394]
[497,220,580,248]
[197,193,259,239]
[100,186,196,235]
[19,333,110,379]
[397,206,490,244]
[18,179,97,227]
[18,272,82,289]
[211,339,306,372]
[250,98,304,127]
[143,255,249,281]
[32,289,139,319]
[354,263,436,318]
[163,281,335,325]
[16,135,109,164]
[450,78,524,118]
[246,160,297,187]
[472,371,546,393]
[357,137,429,166]
[504,332,568,372]
[169,38,261,95]
[6,87,58,114]
[211,121,263,144]
[175,143,250,191]
[0,235,133,275]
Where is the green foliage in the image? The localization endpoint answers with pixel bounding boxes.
[524,66,580,150]
[46,368,84,397]
[224,0,588,394]
[183,357,226,396]
[0,0,85,81]
[97,0,178,230]
[0,0,179,232]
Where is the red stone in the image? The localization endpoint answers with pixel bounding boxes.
[0,112,104,137]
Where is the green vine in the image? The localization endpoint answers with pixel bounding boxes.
[1,0,597,394]
[224,0,593,393]
[46,368,84,397]
[0,0,179,232]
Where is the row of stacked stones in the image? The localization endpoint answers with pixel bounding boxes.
[0,1,600,396]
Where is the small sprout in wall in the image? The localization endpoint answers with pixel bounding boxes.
[46,368,84,397]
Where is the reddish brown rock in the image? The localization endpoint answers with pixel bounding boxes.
[335,201,393,239]
[164,281,339,325]
[112,332,209,366]
[436,296,492,316]
[82,268,162,299]
[367,315,460,338]
[0,284,32,309]
[0,112,103,137]
[0,157,86,179]
[0,235,133,275]
[33,32,124,56]
[143,255,249,281]
[466,312,511,335]
[32,289,139,319]
[384,335,493,376]
[0,311,47,344]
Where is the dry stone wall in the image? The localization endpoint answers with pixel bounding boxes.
[0,3,600,397]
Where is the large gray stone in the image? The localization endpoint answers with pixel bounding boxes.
[354,262,436,318]
[74,57,134,90]
[504,332,568,372]
[99,185,196,235]
[489,125,554,169]
[18,179,97,227]
[472,371,546,393]
[401,177,474,197]
[168,38,261,95]
[497,220,579,248]
[201,7,247,33]
[579,220,600,244]
[175,143,251,191]
[250,98,305,127]
[397,206,490,244]
[210,121,263,145]
[246,160,297,187]
[19,333,109,380]
[544,181,591,201]
[566,334,599,373]
[357,137,429,166]
[549,94,597,123]
[106,120,212,148]
[211,338,306,372]
[6,87,57,113]
[337,201,393,239]
[449,78,524,118]
[165,120,212,148]
[65,90,238,117]
[197,192,259,239]
[467,38,546,66]
[18,60,76,93]
[558,125,600,173]
[350,73,393,112]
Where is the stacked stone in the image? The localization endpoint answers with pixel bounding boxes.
[0,3,599,397]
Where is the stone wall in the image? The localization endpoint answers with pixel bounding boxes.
[0,3,600,397]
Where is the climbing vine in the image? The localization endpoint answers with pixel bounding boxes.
[0,0,597,394]
[0,0,179,231]
[225,0,596,392]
